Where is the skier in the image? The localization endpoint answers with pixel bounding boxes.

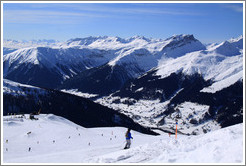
[124,128,133,149]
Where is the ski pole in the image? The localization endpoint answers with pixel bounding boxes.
[175,121,178,139]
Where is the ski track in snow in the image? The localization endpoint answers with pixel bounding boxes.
[2,114,243,164]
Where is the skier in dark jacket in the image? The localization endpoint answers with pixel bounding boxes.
[124,128,133,149]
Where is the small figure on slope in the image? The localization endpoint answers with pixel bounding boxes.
[124,128,133,149]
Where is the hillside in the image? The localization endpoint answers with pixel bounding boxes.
[3,79,156,135]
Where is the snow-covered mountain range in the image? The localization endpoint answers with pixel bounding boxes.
[3,47,116,88]
[3,34,205,91]
[3,34,243,135]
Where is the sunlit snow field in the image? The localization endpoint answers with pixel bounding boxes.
[2,114,243,164]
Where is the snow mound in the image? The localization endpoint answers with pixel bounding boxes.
[212,41,240,56]
[5,121,22,126]
[44,114,78,126]
[83,124,243,163]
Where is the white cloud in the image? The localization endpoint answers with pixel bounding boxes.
[3,9,109,24]
[222,4,243,13]
[56,4,202,16]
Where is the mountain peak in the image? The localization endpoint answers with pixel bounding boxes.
[128,35,151,42]
[228,35,243,49]
[212,40,241,56]
[229,35,243,43]
[166,34,197,42]
[66,36,108,46]
[161,34,205,58]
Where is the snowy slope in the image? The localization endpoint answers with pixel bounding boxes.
[3,79,47,96]
[3,47,115,75]
[2,114,243,163]
[228,35,243,49]
[3,47,116,88]
[156,37,243,93]
[3,47,17,55]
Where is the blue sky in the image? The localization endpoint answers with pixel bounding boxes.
[2,2,244,44]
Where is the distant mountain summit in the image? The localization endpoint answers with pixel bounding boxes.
[228,35,243,49]
[160,34,206,58]
[3,39,60,49]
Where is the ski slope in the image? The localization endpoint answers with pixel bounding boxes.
[2,114,244,164]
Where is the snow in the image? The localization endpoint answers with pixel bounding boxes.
[156,50,243,93]
[4,47,39,66]
[3,46,116,80]
[154,35,243,94]
[96,96,169,127]
[135,87,144,92]
[61,89,98,98]
[3,79,46,96]
[160,35,206,58]
[208,41,240,56]
[95,88,222,135]
[2,114,243,164]
[3,39,61,49]
[63,36,168,52]
[171,102,221,135]
[201,70,243,93]
[107,34,205,69]
[228,35,243,49]
[96,93,221,135]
